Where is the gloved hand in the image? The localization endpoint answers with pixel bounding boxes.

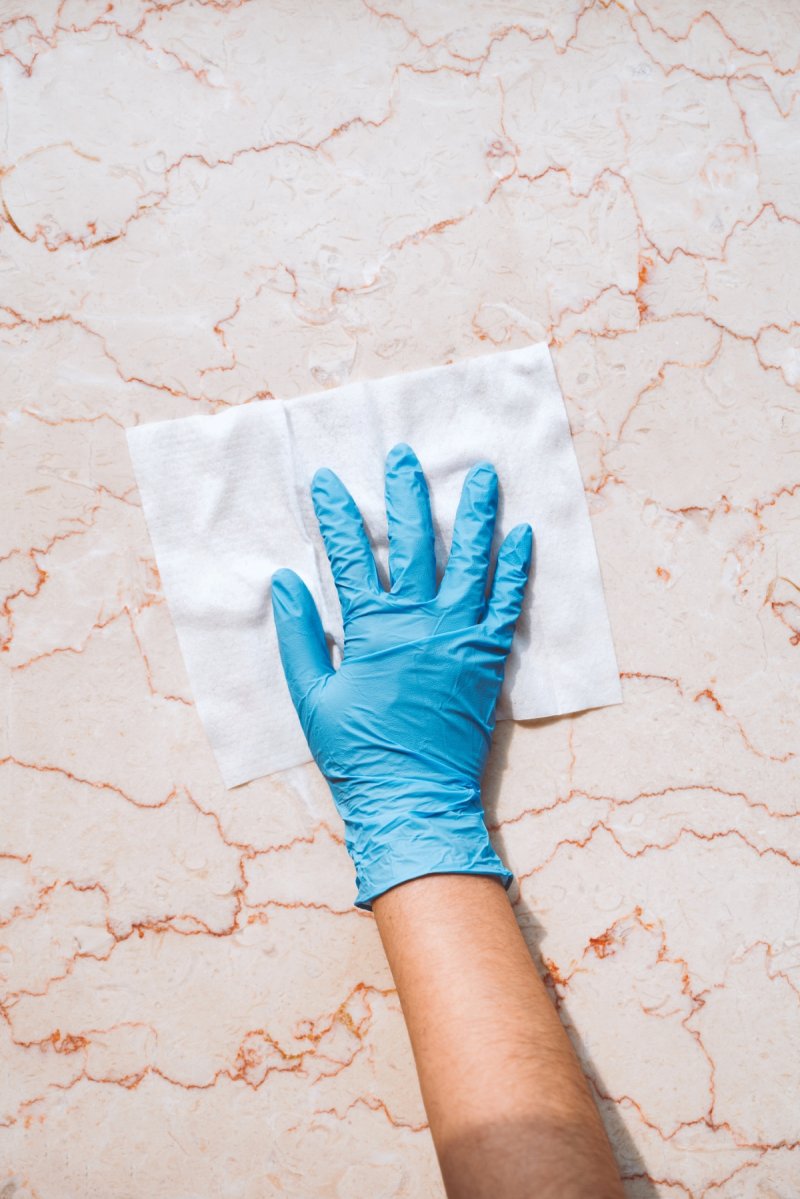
[270,443,533,911]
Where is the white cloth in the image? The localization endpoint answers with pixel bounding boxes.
[126,342,622,789]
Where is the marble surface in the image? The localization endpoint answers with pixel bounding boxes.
[1,1,799,1196]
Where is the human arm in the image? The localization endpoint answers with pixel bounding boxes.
[270,443,624,1196]
[372,871,625,1199]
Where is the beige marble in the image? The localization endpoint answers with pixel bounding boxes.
[1,2,799,1196]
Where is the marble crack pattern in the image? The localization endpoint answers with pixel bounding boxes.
[1,1,799,1196]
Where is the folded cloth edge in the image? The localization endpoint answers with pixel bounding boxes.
[125,340,623,789]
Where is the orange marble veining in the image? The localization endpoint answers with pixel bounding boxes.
[1,1,798,1196]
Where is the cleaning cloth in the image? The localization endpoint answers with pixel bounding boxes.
[125,341,622,789]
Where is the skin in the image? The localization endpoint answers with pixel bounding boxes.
[273,447,624,1194]
[372,872,625,1199]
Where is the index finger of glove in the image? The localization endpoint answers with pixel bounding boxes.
[311,467,383,600]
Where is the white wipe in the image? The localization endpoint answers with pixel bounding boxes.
[126,341,622,788]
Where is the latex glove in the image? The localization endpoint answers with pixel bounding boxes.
[271,443,533,911]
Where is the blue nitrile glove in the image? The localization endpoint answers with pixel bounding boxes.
[270,443,533,912]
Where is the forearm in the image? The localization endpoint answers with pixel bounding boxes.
[372,872,624,1199]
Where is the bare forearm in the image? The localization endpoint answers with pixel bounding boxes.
[372,873,624,1199]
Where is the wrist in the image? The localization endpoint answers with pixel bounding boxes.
[334,782,513,912]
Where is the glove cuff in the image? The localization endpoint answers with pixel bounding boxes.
[339,785,514,912]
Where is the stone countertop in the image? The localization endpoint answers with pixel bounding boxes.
[1,3,798,1196]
